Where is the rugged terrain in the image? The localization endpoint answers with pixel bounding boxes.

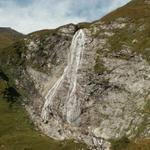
[0,28,87,149]
[0,0,150,150]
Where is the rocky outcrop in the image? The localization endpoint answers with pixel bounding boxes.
[26,18,150,149]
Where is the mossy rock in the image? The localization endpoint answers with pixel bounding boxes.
[94,55,106,74]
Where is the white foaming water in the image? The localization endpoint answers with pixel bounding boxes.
[41,29,85,123]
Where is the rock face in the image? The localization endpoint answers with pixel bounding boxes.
[41,29,86,124]
[0,0,150,149]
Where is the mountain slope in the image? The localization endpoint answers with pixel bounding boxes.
[0,80,87,150]
[0,26,87,149]
[0,27,24,49]
[0,0,150,150]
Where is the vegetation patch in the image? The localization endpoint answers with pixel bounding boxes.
[110,136,130,150]
[110,137,150,150]
[0,27,24,49]
[94,55,106,74]
[144,99,150,113]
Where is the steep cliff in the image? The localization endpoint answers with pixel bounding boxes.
[0,0,150,150]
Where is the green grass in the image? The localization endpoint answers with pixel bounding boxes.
[100,0,150,23]
[122,139,150,150]
[0,98,88,150]
[110,138,150,150]
[110,136,130,150]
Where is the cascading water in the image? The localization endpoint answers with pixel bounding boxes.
[41,29,85,123]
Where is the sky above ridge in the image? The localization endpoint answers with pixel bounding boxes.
[0,0,130,34]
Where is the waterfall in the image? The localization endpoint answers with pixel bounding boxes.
[41,29,85,123]
[65,29,85,123]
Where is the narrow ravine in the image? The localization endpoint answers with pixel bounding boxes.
[41,29,86,123]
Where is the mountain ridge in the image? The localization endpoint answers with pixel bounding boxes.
[0,27,24,49]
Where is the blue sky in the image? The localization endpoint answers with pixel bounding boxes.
[0,0,130,34]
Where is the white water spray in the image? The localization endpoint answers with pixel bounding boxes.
[41,29,85,123]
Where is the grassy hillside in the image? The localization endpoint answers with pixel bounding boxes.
[0,27,24,49]
[101,0,150,22]
[0,72,88,150]
[110,137,150,150]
